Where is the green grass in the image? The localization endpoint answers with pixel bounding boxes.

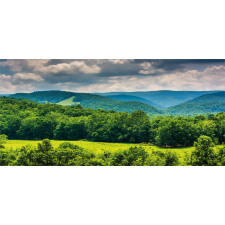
[57,96,76,106]
[5,140,223,162]
[5,139,195,156]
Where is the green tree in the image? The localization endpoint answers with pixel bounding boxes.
[145,150,179,166]
[191,135,216,166]
[111,147,149,166]
[34,139,55,165]
[155,118,199,147]
[200,120,217,143]
[0,134,8,148]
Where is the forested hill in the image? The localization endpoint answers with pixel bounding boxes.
[97,90,219,108]
[6,90,225,116]
[11,91,74,104]
[10,91,161,115]
[164,91,225,115]
[185,91,225,104]
[1,97,225,148]
[164,102,225,116]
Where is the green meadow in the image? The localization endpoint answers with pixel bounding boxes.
[5,139,195,157]
[57,96,76,106]
[6,140,224,163]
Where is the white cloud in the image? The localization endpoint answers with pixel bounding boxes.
[0,73,43,94]
[0,74,17,94]
[34,61,101,74]
[0,59,101,75]
[13,73,43,81]
[0,59,48,72]
[107,59,133,64]
[139,62,165,74]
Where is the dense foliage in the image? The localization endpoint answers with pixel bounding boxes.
[1,98,225,148]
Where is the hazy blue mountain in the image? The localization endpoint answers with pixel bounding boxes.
[164,102,225,116]
[9,90,225,116]
[97,90,220,108]
[105,94,161,108]
[185,91,225,103]
[11,91,162,115]
[164,92,225,115]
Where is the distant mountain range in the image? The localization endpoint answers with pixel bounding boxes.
[1,90,225,116]
[9,91,161,115]
[97,90,219,108]
[164,92,225,115]
[185,91,225,104]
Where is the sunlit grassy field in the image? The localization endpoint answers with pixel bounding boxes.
[5,139,195,155]
[57,96,76,106]
[5,140,224,163]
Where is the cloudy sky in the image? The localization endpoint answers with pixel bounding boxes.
[0,59,225,94]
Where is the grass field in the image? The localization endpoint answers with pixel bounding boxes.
[57,96,76,106]
[5,139,195,155]
[5,140,224,162]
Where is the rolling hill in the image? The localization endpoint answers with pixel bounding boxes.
[185,91,225,104]
[97,90,219,108]
[11,91,162,115]
[164,92,225,115]
[7,90,225,116]
[164,102,225,116]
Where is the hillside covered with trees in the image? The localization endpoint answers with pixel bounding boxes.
[164,91,225,115]
[11,91,161,115]
[185,91,225,104]
[1,97,225,147]
[6,90,225,116]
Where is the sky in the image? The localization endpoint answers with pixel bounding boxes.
[0,59,225,94]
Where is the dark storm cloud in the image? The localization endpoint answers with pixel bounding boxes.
[42,59,158,77]
[45,59,76,66]
[40,59,143,77]
[97,61,141,76]
[44,72,98,84]
[43,59,225,78]
[133,59,225,72]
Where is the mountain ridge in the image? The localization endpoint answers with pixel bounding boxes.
[10,91,161,115]
[96,90,221,108]
[164,91,225,115]
[4,90,225,116]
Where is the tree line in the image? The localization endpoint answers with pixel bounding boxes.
[1,97,225,147]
